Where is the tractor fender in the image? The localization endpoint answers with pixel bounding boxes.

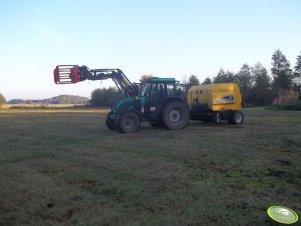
[149,96,187,121]
[114,97,143,119]
[161,97,186,112]
[164,96,185,104]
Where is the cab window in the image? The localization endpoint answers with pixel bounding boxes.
[150,84,159,96]
[167,83,176,96]
[151,83,166,97]
[142,85,150,96]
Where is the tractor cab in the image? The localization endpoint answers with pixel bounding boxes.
[141,77,183,121]
[141,77,180,97]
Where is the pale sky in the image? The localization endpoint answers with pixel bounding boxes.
[0,0,300,100]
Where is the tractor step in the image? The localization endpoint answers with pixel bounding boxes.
[54,65,81,84]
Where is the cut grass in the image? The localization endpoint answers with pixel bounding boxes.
[0,107,300,225]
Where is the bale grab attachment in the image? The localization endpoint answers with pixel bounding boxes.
[54,65,81,84]
[53,65,138,97]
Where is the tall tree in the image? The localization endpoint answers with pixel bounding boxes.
[188,75,200,85]
[271,50,293,90]
[293,51,301,98]
[250,63,272,106]
[235,63,253,103]
[202,77,212,85]
[182,75,200,96]
[294,51,301,77]
[213,68,235,83]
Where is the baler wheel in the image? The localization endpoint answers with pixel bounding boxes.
[229,111,244,125]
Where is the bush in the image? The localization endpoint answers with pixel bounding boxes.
[267,89,301,111]
[91,87,123,107]
[272,89,299,105]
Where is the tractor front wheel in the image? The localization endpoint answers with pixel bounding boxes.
[106,112,118,130]
[162,101,189,130]
[118,112,141,133]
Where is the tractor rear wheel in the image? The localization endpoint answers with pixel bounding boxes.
[162,101,189,130]
[106,112,117,130]
[118,112,141,133]
[228,111,244,125]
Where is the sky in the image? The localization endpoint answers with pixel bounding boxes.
[0,0,300,100]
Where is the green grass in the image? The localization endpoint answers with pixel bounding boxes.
[0,108,300,226]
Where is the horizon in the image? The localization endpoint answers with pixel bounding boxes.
[6,94,90,101]
[0,0,300,100]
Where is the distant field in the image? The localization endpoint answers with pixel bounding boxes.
[0,108,300,225]
[0,104,89,109]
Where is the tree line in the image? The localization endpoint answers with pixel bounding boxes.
[1,50,300,107]
[5,95,89,105]
[183,49,301,106]
[90,49,300,107]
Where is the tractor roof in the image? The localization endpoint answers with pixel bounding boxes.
[147,77,177,83]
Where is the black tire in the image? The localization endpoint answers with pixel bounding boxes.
[228,111,244,125]
[106,112,118,130]
[118,112,141,133]
[162,101,189,130]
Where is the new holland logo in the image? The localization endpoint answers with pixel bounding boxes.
[215,96,234,102]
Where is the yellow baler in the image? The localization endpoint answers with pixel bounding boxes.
[187,83,244,124]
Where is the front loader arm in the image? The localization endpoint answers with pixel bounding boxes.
[54,65,137,97]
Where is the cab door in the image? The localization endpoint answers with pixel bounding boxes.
[145,83,167,119]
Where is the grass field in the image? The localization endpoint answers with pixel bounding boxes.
[0,108,300,226]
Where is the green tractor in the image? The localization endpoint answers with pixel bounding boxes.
[54,65,189,133]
